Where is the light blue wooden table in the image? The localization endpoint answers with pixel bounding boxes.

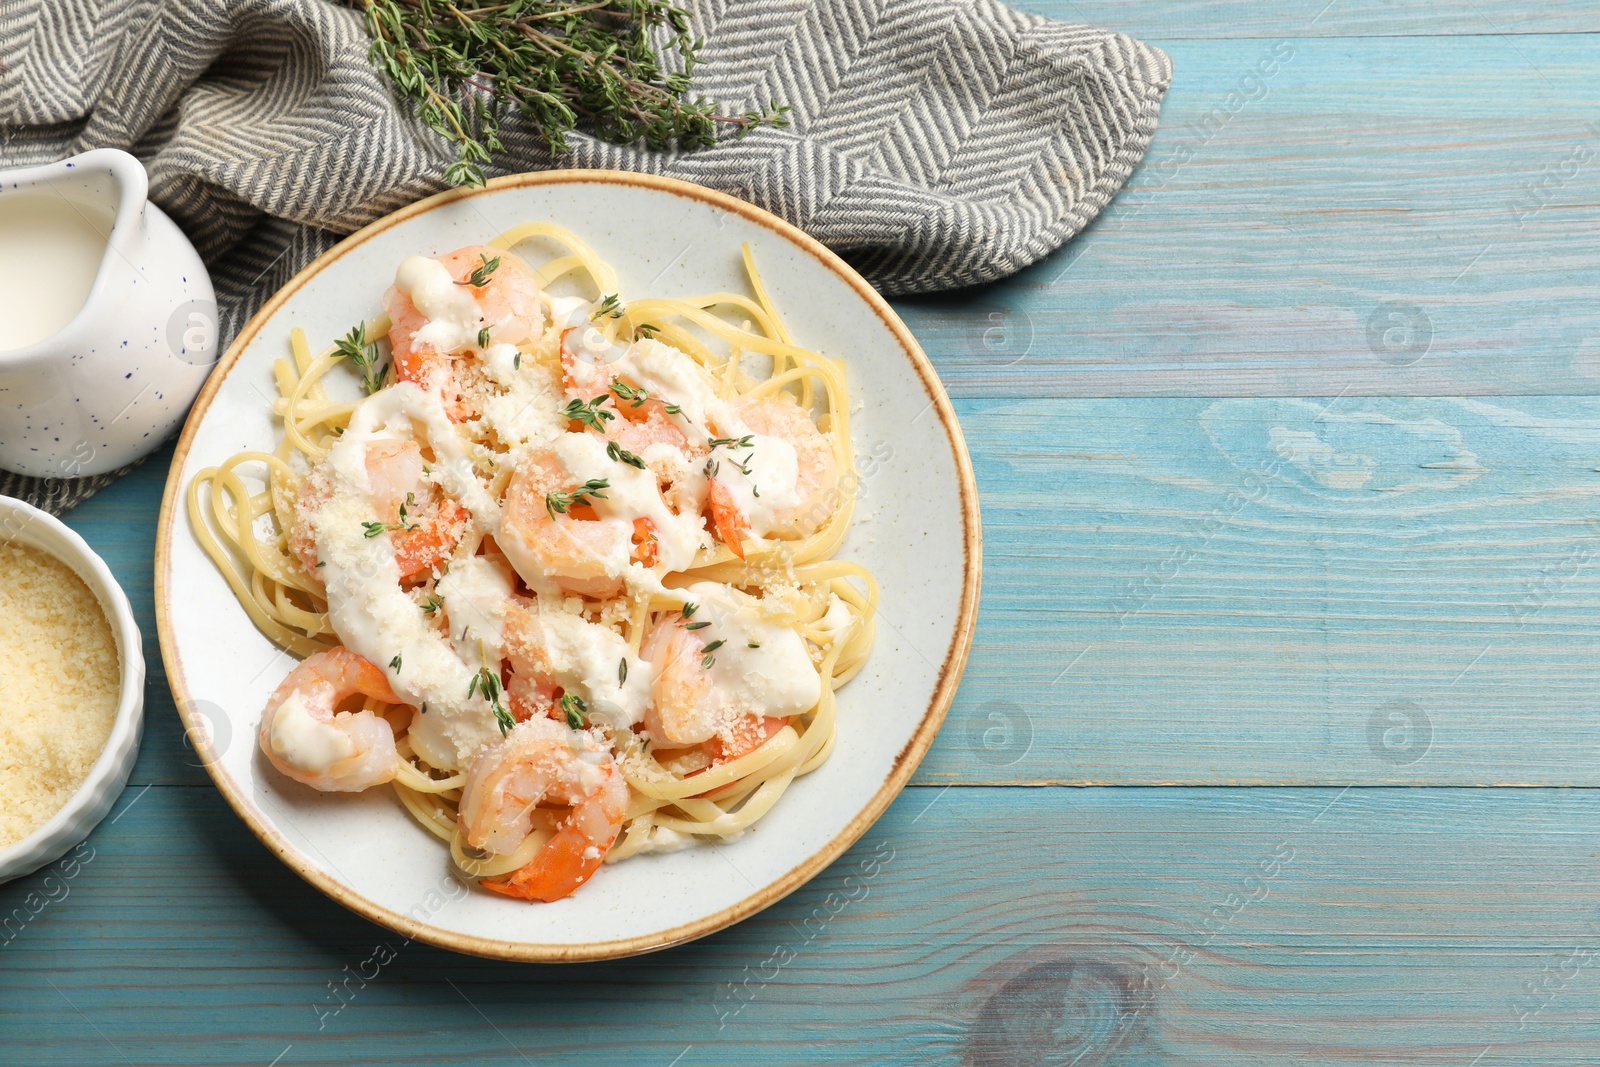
[8,2,1600,1063]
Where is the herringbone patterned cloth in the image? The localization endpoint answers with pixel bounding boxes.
[0,0,1169,510]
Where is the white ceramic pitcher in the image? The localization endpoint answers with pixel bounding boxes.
[0,148,217,478]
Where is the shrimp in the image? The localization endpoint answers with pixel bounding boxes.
[705,478,748,561]
[500,434,693,597]
[606,405,707,518]
[384,245,543,421]
[499,598,646,728]
[257,647,403,792]
[500,450,634,598]
[457,716,628,902]
[501,599,561,724]
[640,612,781,748]
[705,393,839,553]
[291,438,468,584]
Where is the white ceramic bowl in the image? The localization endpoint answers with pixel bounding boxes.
[0,496,145,883]
[157,171,980,960]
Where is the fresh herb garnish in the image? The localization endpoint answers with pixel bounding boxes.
[493,704,515,736]
[349,0,789,189]
[477,326,491,348]
[681,602,698,619]
[457,252,500,288]
[364,510,417,540]
[684,620,711,630]
[389,655,403,672]
[611,379,649,408]
[545,478,610,519]
[591,293,623,320]
[610,378,678,414]
[334,322,386,395]
[422,594,443,615]
[315,561,326,568]
[560,692,588,730]
[701,639,725,654]
[635,323,660,339]
[468,665,513,735]
[513,352,521,370]
[704,457,720,478]
[747,641,761,649]
[396,492,420,531]
[561,394,616,432]
[606,440,646,469]
[618,658,628,685]
[709,435,755,450]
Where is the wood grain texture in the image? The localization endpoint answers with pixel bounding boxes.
[919,395,1600,784]
[1016,0,1600,38]
[7,785,1600,1066]
[903,34,1600,398]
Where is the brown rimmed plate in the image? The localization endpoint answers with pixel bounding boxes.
[154,171,980,961]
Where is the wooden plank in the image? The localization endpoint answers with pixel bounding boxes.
[902,34,1600,398]
[916,396,1600,785]
[7,784,1600,1065]
[1016,0,1600,38]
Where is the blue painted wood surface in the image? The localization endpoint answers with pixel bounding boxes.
[9,7,1600,1064]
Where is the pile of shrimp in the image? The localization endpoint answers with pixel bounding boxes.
[250,240,874,903]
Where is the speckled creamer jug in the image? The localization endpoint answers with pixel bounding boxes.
[0,148,216,478]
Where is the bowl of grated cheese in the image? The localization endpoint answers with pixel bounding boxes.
[0,496,143,884]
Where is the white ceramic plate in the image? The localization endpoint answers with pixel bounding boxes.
[155,171,979,961]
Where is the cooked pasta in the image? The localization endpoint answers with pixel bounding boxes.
[188,223,877,901]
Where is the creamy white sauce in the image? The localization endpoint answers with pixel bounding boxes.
[550,432,703,574]
[813,593,854,641]
[712,432,803,538]
[533,601,652,733]
[648,581,821,745]
[564,337,811,538]
[546,295,591,330]
[628,825,701,856]
[269,691,354,773]
[300,273,832,773]
[394,256,484,354]
[309,384,504,770]
[438,555,513,668]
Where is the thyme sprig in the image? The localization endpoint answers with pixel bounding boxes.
[350,0,790,188]
[334,323,387,395]
[610,378,679,414]
[559,692,588,730]
[545,478,611,518]
[457,252,501,287]
[562,394,616,431]
[468,664,514,735]
[606,440,646,469]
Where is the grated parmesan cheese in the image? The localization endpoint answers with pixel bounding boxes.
[0,542,118,847]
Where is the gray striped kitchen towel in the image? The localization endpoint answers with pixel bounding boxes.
[0,0,1170,511]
